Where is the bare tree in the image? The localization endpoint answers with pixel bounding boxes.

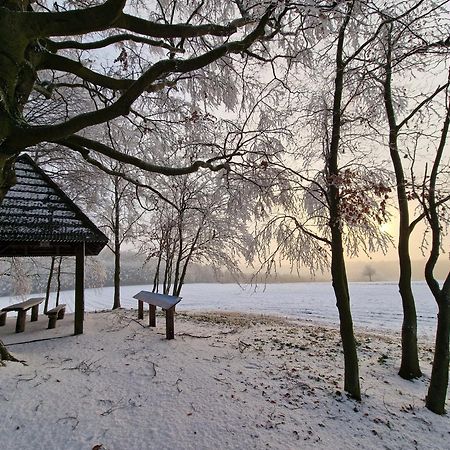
[418,84,450,414]
[362,264,376,282]
[137,169,252,296]
[371,2,450,380]
[0,0,282,202]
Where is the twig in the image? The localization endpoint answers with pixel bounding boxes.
[178,333,212,338]
[15,370,38,387]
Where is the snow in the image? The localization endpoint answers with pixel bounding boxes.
[1,309,449,450]
[1,281,438,338]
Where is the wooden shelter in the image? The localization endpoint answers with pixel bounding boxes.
[0,154,108,335]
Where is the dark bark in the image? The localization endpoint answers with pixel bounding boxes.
[0,340,20,365]
[382,24,421,379]
[74,243,85,335]
[44,256,56,313]
[330,227,361,400]
[326,1,361,400]
[0,2,274,199]
[55,257,62,306]
[112,179,121,309]
[426,284,450,414]
[424,100,450,414]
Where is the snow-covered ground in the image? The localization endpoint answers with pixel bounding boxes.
[1,309,448,450]
[0,281,439,338]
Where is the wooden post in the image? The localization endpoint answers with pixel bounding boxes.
[149,304,156,327]
[48,314,57,329]
[74,242,85,335]
[31,304,39,322]
[16,310,26,333]
[165,306,175,340]
[138,300,144,320]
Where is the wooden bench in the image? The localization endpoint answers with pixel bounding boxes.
[45,304,67,329]
[1,298,45,333]
[132,291,182,339]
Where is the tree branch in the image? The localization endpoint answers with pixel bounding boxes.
[9,8,273,148]
[25,0,127,38]
[46,34,184,54]
[58,134,230,176]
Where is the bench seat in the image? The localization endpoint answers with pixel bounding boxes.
[1,297,45,332]
[45,304,66,329]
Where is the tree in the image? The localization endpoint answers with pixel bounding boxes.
[249,1,398,401]
[0,0,278,202]
[137,168,252,296]
[373,3,450,380]
[418,84,450,414]
[0,0,283,362]
[362,264,376,282]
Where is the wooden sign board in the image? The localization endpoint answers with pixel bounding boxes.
[132,291,181,309]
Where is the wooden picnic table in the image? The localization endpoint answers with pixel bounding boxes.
[133,291,182,339]
[1,298,45,333]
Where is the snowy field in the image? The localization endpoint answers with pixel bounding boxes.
[0,281,439,338]
[1,310,449,450]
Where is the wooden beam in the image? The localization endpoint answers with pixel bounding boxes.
[16,310,26,333]
[74,242,85,335]
[149,304,156,327]
[138,300,144,319]
[31,304,39,321]
[165,306,175,340]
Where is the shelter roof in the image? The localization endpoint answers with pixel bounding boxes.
[0,154,108,256]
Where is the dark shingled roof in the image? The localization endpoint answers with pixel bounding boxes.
[0,154,108,256]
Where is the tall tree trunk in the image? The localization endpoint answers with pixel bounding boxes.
[330,217,361,400]
[383,24,421,379]
[44,256,56,313]
[153,253,162,293]
[326,1,361,400]
[424,100,450,414]
[426,283,450,414]
[397,243,421,379]
[55,257,62,306]
[112,247,121,309]
[112,178,121,309]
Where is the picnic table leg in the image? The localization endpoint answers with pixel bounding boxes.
[149,304,156,327]
[138,300,144,320]
[16,311,27,333]
[31,304,39,322]
[165,306,175,340]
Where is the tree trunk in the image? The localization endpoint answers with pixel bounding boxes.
[326,2,361,400]
[55,257,62,306]
[112,246,121,309]
[44,256,56,313]
[330,199,361,400]
[112,176,121,310]
[426,287,450,414]
[383,25,421,379]
[0,340,19,364]
[398,255,421,379]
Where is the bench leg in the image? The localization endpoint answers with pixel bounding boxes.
[48,315,57,329]
[138,300,144,320]
[0,313,6,326]
[149,304,156,327]
[16,311,27,333]
[31,304,39,322]
[165,307,175,340]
